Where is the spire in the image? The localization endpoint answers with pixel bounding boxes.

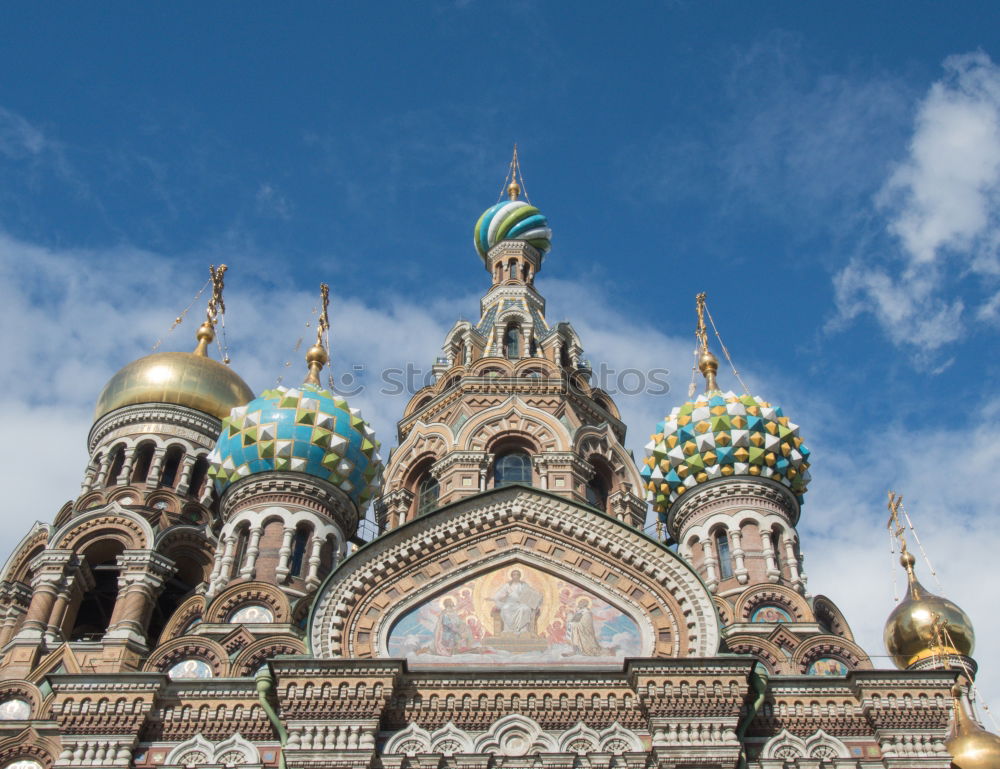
[507,145,522,200]
[695,292,720,392]
[304,283,331,387]
[193,263,227,357]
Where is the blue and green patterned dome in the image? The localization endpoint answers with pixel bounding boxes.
[640,390,811,516]
[207,384,383,508]
[474,199,552,260]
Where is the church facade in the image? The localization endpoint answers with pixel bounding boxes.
[0,162,990,769]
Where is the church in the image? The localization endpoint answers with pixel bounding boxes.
[0,155,996,769]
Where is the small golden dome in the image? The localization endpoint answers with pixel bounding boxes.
[884,553,975,669]
[94,349,254,422]
[947,684,1000,769]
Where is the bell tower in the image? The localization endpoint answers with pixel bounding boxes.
[376,149,646,532]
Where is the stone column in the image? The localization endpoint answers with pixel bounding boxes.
[116,449,137,486]
[213,534,237,593]
[14,550,77,640]
[533,456,549,490]
[239,525,263,579]
[175,455,196,495]
[0,583,31,647]
[105,550,175,645]
[145,448,167,489]
[702,540,719,592]
[730,529,749,584]
[760,529,780,583]
[46,559,95,643]
[305,535,324,590]
[783,534,804,592]
[80,461,98,494]
[276,526,295,582]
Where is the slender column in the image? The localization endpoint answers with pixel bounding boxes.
[80,461,98,493]
[145,448,167,488]
[218,534,237,581]
[305,535,324,590]
[105,551,175,645]
[116,449,137,486]
[730,529,749,584]
[206,545,225,598]
[784,534,804,592]
[533,456,549,490]
[46,561,94,643]
[175,455,196,495]
[239,525,264,579]
[95,453,113,487]
[701,540,719,592]
[0,583,31,647]
[14,551,76,640]
[760,530,780,582]
[275,526,295,582]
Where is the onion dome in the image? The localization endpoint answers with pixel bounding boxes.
[641,388,811,514]
[94,272,254,422]
[206,283,383,508]
[947,683,1000,769]
[884,552,975,669]
[474,198,552,261]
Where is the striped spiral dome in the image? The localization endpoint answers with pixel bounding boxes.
[474,199,552,260]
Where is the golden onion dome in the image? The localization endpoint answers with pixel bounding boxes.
[94,321,254,422]
[884,553,975,670]
[947,683,1000,769]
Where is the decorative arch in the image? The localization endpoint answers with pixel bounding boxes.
[457,398,571,453]
[0,680,43,721]
[723,635,784,674]
[474,713,557,755]
[310,486,719,661]
[52,506,153,552]
[205,580,291,624]
[812,594,855,641]
[384,723,433,756]
[165,733,259,767]
[156,593,206,644]
[0,524,51,586]
[143,636,228,678]
[794,636,872,673]
[232,636,306,677]
[734,583,812,623]
[761,728,850,760]
[0,727,58,768]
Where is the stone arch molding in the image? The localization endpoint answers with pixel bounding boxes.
[383,716,641,756]
[165,732,260,767]
[310,485,719,660]
[761,728,851,760]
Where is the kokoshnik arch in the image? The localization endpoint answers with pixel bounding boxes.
[0,150,995,769]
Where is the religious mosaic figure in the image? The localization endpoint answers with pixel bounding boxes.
[488,569,543,635]
[565,598,606,656]
[433,597,476,655]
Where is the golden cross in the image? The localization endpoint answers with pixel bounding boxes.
[206,264,228,325]
[317,282,330,346]
[886,491,911,558]
[695,292,709,353]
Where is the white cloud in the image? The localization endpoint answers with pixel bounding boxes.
[0,107,47,158]
[833,52,1000,354]
[254,182,292,219]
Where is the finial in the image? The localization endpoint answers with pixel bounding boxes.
[507,144,523,201]
[887,491,922,591]
[193,264,227,356]
[304,283,331,386]
[695,292,719,391]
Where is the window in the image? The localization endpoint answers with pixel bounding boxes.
[772,526,784,572]
[416,475,440,517]
[716,530,733,579]
[494,451,531,487]
[232,525,249,577]
[105,445,125,486]
[504,324,520,359]
[586,473,608,511]
[160,446,185,488]
[131,443,155,484]
[289,528,310,578]
[188,455,210,498]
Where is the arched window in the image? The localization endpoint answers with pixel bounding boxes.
[508,259,517,280]
[494,451,531,487]
[148,552,201,644]
[504,324,520,359]
[70,541,125,641]
[416,475,439,517]
[231,524,250,577]
[105,445,126,486]
[131,443,155,484]
[289,527,310,578]
[160,446,185,488]
[715,530,733,579]
[188,455,210,499]
[772,526,784,572]
[585,473,608,512]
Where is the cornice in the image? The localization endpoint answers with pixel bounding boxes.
[668,477,800,539]
[88,403,222,452]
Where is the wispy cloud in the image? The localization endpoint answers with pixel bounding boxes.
[833,52,1000,356]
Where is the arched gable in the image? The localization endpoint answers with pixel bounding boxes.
[456,398,571,453]
[52,504,154,553]
[310,485,718,661]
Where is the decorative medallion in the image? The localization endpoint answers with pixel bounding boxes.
[229,604,274,624]
[0,698,29,720]
[168,658,213,679]
[751,605,793,623]
[808,657,849,676]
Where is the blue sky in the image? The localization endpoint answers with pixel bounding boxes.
[2,2,1000,707]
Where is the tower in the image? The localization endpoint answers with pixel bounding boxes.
[641,294,870,676]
